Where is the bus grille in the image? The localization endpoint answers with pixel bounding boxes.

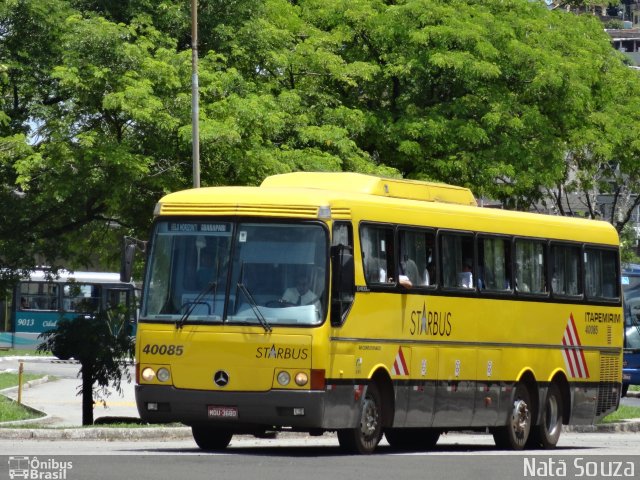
[595,354,621,416]
[599,354,620,382]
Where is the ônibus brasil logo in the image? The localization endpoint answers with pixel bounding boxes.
[8,456,73,480]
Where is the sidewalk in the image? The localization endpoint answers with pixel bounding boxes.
[0,375,193,440]
[2,377,139,427]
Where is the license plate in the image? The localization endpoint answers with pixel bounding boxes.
[622,374,631,381]
[208,405,238,419]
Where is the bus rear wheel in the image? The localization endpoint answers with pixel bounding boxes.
[337,383,383,454]
[191,426,233,451]
[385,428,440,451]
[493,382,532,450]
[529,383,563,449]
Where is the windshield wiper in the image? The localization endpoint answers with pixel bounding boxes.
[236,282,272,332]
[176,281,216,329]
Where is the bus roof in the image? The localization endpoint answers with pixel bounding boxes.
[262,172,477,206]
[156,173,619,246]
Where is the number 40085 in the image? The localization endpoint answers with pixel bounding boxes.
[142,344,184,355]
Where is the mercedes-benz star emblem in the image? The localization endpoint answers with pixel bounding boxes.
[213,370,230,387]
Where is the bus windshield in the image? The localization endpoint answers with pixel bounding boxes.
[142,220,328,326]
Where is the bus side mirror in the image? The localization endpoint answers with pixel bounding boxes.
[330,244,355,327]
[120,238,137,283]
[120,236,147,283]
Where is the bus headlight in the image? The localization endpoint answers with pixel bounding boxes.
[294,372,308,386]
[277,371,291,386]
[157,368,171,383]
[141,367,156,382]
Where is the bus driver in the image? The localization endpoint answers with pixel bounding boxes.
[281,275,319,307]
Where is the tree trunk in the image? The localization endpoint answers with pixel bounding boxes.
[81,361,94,426]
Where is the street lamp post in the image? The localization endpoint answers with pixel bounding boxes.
[191,0,200,188]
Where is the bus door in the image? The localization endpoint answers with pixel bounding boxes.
[0,288,12,349]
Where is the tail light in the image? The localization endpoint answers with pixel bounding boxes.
[310,369,325,390]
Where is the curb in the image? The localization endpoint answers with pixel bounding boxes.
[0,426,193,441]
[563,420,640,433]
[0,356,60,364]
[0,375,52,394]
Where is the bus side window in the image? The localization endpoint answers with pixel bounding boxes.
[515,239,547,294]
[20,282,57,311]
[550,244,581,297]
[399,229,436,287]
[360,224,395,285]
[478,236,511,292]
[331,221,355,326]
[440,232,474,289]
[584,248,619,300]
[332,223,351,247]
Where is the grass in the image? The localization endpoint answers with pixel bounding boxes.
[90,420,183,428]
[0,372,44,390]
[0,395,42,422]
[0,348,48,357]
[0,372,47,423]
[599,405,640,424]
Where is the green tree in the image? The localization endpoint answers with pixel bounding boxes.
[1,0,76,284]
[1,3,187,282]
[3,0,640,283]
[1,0,392,285]
[37,306,134,426]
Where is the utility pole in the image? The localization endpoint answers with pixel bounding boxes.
[191,0,200,188]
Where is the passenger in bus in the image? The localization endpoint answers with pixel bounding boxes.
[379,265,387,283]
[424,260,436,286]
[20,297,30,309]
[281,275,320,307]
[399,257,420,288]
[364,255,387,283]
[515,278,530,293]
[457,262,474,288]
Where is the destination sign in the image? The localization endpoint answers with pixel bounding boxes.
[167,222,230,234]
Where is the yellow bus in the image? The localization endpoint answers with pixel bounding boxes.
[131,172,623,454]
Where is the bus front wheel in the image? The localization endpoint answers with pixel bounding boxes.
[191,426,233,451]
[493,382,532,450]
[337,383,383,454]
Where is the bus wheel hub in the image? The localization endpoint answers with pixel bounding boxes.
[511,399,529,434]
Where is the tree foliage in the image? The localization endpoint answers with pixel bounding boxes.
[2,0,640,279]
[37,306,134,425]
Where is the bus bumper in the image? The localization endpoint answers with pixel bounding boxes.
[135,384,356,430]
